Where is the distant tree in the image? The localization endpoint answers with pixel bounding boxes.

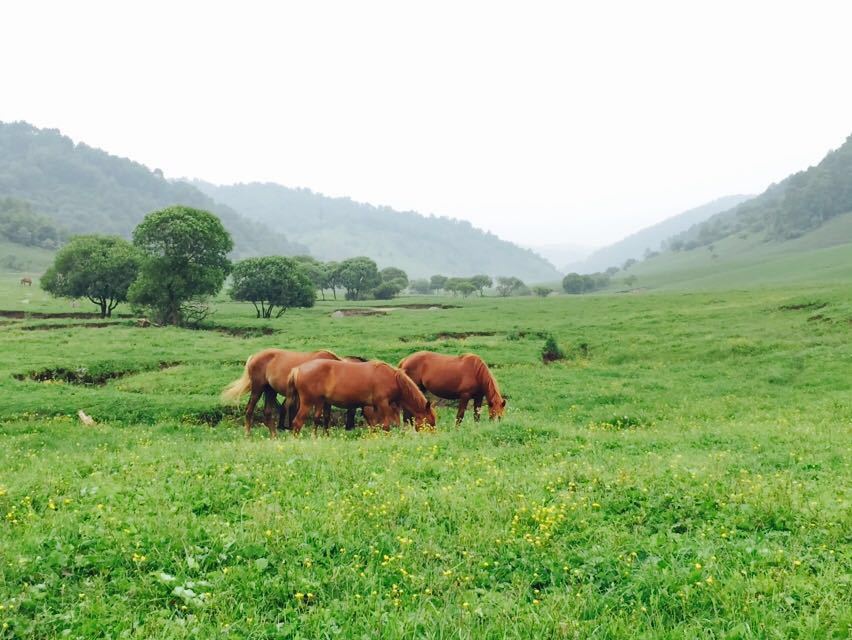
[444,277,464,296]
[338,256,381,300]
[470,274,493,296]
[456,281,477,297]
[128,206,232,325]
[624,275,638,286]
[372,282,403,299]
[605,266,620,276]
[430,274,448,292]
[532,286,552,297]
[409,278,432,294]
[41,235,140,317]
[496,276,524,297]
[562,273,584,294]
[622,258,638,270]
[230,256,315,318]
[292,255,328,300]
[380,266,409,290]
[325,261,342,299]
[564,272,609,294]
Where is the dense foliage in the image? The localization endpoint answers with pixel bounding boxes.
[40,235,140,317]
[337,256,382,300]
[669,133,852,250]
[194,181,560,281]
[0,122,306,258]
[129,206,233,325]
[562,272,610,294]
[0,197,67,249]
[230,256,315,317]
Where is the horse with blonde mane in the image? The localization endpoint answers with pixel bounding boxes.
[398,351,505,424]
[286,359,436,435]
[221,348,341,438]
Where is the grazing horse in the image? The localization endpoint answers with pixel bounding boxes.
[221,348,341,438]
[20,277,32,286]
[398,351,506,424]
[286,359,436,435]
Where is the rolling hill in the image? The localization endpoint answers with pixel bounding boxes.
[0,122,307,258]
[193,181,561,281]
[564,194,752,274]
[623,211,852,290]
[668,133,852,250]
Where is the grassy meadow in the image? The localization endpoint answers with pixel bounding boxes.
[0,273,850,638]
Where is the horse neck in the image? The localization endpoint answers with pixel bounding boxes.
[396,370,426,412]
[475,358,502,406]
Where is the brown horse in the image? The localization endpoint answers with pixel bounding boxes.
[398,351,506,424]
[286,359,436,435]
[20,277,32,286]
[221,348,341,437]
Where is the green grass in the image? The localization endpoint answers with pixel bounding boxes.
[0,277,850,638]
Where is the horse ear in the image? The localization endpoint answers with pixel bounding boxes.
[425,400,432,410]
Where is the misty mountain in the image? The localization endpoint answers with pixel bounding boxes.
[0,121,307,258]
[667,133,852,251]
[564,195,753,274]
[193,181,561,281]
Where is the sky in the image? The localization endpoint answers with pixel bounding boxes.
[3,0,852,248]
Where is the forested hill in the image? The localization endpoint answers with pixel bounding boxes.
[668,134,852,251]
[0,122,307,258]
[193,181,561,281]
[565,195,752,274]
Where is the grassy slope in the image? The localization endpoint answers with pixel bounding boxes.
[0,241,55,276]
[624,211,852,290]
[0,279,850,638]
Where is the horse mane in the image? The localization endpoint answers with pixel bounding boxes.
[470,355,503,406]
[316,349,341,360]
[394,368,427,411]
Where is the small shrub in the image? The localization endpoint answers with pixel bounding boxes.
[541,335,565,363]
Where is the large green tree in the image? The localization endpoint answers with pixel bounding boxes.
[338,256,381,300]
[41,235,140,317]
[230,256,315,317]
[128,206,233,325]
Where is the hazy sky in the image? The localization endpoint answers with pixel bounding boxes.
[3,1,852,247]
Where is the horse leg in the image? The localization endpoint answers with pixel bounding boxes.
[323,403,332,436]
[473,395,484,422]
[290,401,310,436]
[456,396,471,425]
[277,398,289,431]
[244,387,263,437]
[345,408,357,430]
[263,387,279,438]
[376,400,393,431]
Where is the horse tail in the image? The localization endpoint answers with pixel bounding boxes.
[286,368,301,425]
[220,356,253,404]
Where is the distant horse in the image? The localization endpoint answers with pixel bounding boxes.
[20,277,32,287]
[221,348,341,438]
[398,351,506,424]
[286,359,436,435]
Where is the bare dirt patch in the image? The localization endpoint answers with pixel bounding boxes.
[778,301,828,311]
[14,361,181,385]
[0,309,134,320]
[400,330,497,342]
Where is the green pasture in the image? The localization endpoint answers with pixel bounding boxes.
[0,274,850,638]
